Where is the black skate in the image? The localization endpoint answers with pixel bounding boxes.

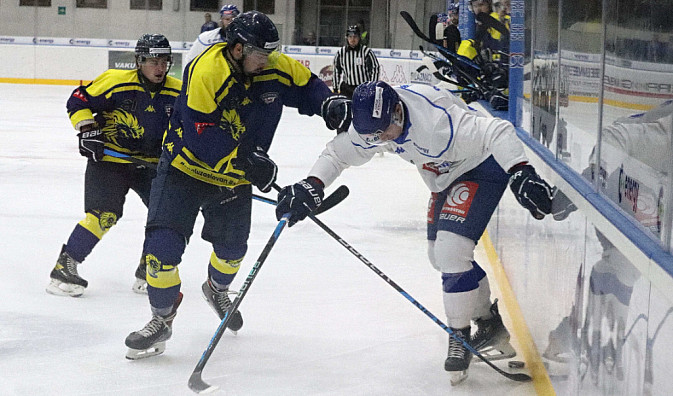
[445,326,472,386]
[125,292,183,360]
[46,244,88,297]
[471,299,516,362]
[202,279,243,333]
[131,257,147,294]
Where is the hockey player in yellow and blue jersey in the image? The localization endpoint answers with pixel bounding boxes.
[124,11,345,359]
[46,34,181,298]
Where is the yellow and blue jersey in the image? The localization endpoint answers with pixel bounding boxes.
[164,42,332,187]
[67,69,181,163]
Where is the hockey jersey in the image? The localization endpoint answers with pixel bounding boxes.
[309,84,528,192]
[163,42,332,187]
[185,27,224,65]
[67,69,181,163]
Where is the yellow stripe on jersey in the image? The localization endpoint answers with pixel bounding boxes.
[85,69,140,97]
[105,84,146,99]
[186,43,232,114]
[171,152,247,187]
[272,53,312,86]
[78,211,117,239]
[209,252,243,275]
[69,109,94,129]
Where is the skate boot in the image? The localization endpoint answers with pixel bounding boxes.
[445,326,472,386]
[125,292,183,360]
[202,278,243,333]
[46,244,88,297]
[471,299,516,362]
[131,258,147,294]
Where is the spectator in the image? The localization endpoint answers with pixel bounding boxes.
[444,3,462,52]
[303,31,317,46]
[201,13,218,33]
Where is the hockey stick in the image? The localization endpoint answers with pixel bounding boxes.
[300,212,532,382]
[188,213,292,394]
[102,149,349,216]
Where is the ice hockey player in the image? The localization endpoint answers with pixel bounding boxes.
[186,4,240,64]
[275,81,556,384]
[124,11,346,360]
[46,34,181,298]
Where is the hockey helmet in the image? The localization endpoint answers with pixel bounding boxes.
[135,34,172,67]
[219,4,240,17]
[448,3,460,15]
[346,25,361,37]
[225,11,280,55]
[351,81,401,145]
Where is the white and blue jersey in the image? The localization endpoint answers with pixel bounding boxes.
[185,27,224,65]
[309,83,528,193]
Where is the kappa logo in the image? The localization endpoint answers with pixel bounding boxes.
[441,181,478,217]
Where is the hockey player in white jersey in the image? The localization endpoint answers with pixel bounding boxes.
[276,81,556,384]
[185,4,239,64]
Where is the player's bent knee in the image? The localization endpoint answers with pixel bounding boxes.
[78,210,118,239]
[442,270,480,293]
[143,227,186,289]
[432,231,476,273]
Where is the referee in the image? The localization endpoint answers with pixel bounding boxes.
[332,25,380,99]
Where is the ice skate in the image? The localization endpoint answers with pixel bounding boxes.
[125,292,182,360]
[471,299,516,362]
[444,326,472,386]
[202,278,243,333]
[46,244,88,297]
[131,258,147,294]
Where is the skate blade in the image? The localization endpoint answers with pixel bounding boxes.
[473,342,517,362]
[125,342,166,360]
[449,370,468,386]
[46,279,85,297]
[132,279,148,294]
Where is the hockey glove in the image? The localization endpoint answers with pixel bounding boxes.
[237,146,278,193]
[276,177,325,227]
[508,163,554,220]
[77,124,105,162]
[321,95,352,133]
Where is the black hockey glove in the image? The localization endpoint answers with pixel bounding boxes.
[237,146,278,193]
[276,177,325,227]
[77,124,105,162]
[508,163,554,220]
[321,95,352,133]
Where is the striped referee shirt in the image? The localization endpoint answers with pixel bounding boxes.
[333,44,380,88]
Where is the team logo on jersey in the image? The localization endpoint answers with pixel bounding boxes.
[73,88,88,102]
[97,211,118,231]
[195,122,215,135]
[145,105,156,112]
[102,109,144,144]
[219,109,245,140]
[427,192,439,224]
[260,92,279,104]
[423,161,452,175]
[165,104,173,118]
[441,182,478,217]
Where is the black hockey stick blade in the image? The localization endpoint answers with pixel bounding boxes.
[188,370,218,394]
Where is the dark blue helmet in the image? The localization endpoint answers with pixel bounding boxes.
[220,4,240,17]
[352,81,400,136]
[225,11,279,53]
[135,34,171,60]
[448,3,459,14]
